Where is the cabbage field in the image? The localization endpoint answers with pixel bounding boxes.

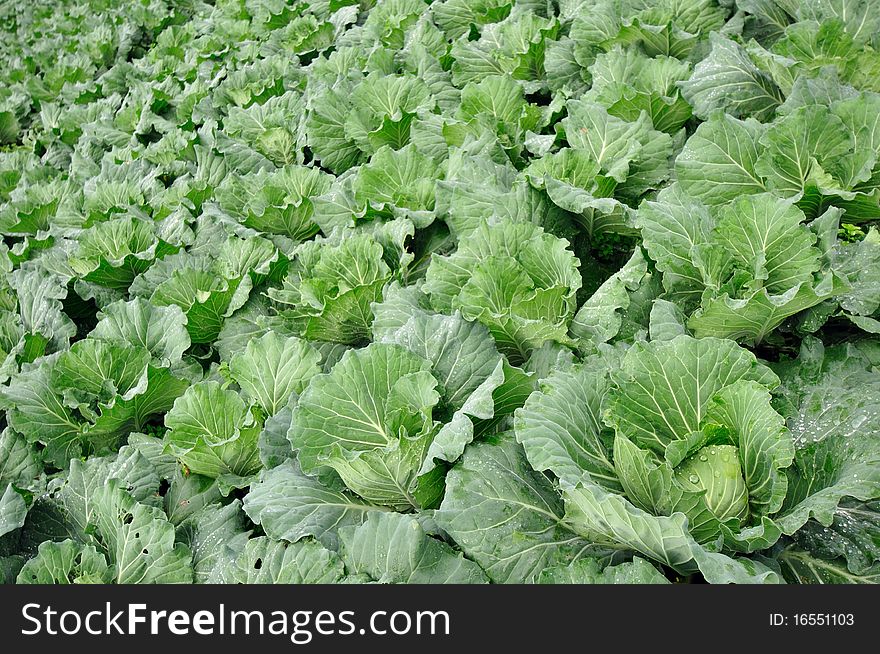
[0,0,879,585]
